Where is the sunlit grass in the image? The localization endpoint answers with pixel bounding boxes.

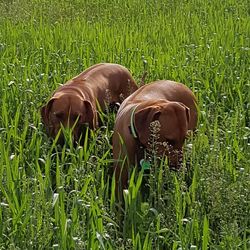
[0,0,249,249]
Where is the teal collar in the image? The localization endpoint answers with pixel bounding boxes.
[130,104,140,139]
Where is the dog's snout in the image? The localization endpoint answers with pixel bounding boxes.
[168,149,183,169]
[169,161,182,170]
[57,135,65,145]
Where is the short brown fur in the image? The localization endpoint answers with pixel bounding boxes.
[41,63,138,143]
[112,80,198,192]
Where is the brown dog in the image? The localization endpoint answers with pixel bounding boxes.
[41,63,138,143]
[112,80,198,190]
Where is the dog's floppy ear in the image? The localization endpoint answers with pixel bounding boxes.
[134,106,161,145]
[41,99,55,127]
[82,100,98,129]
[185,106,190,125]
[178,102,190,125]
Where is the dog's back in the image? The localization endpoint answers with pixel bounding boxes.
[119,80,197,130]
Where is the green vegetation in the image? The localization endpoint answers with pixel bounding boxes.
[0,0,249,249]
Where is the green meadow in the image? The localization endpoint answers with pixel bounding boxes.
[0,0,249,249]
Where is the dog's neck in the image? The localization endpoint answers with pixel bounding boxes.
[126,105,153,172]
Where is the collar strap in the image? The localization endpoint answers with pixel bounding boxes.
[130,104,140,139]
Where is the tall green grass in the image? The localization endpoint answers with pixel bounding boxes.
[0,0,249,249]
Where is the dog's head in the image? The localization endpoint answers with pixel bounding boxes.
[133,100,190,168]
[41,93,96,143]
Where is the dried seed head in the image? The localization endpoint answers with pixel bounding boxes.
[105,89,112,103]
[147,120,161,155]
[119,93,125,102]
[127,79,132,95]
[149,120,161,138]
[104,89,112,112]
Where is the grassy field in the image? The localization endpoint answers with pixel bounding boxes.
[0,0,249,249]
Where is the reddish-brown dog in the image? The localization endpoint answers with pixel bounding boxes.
[112,80,198,191]
[41,63,138,143]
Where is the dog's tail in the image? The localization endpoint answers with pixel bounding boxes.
[140,71,147,87]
